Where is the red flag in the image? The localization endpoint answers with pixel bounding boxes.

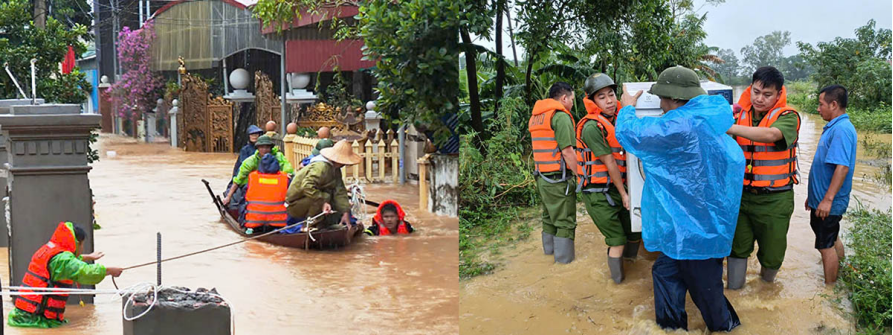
[62,45,76,74]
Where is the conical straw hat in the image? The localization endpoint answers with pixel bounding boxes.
[320,140,362,165]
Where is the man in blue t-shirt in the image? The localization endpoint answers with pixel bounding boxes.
[806,85,857,285]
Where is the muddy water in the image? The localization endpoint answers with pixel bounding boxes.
[1,135,458,335]
[460,113,890,334]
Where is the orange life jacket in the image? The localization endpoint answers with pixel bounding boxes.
[244,171,289,228]
[735,85,800,190]
[373,200,410,235]
[14,222,77,321]
[575,98,625,192]
[528,99,574,181]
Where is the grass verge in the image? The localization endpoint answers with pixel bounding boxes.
[837,202,892,334]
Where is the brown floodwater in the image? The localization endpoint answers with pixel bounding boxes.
[460,113,891,334]
[1,134,458,334]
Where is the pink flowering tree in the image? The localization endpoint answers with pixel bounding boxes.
[110,22,162,136]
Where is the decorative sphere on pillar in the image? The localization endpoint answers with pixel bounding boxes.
[229,68,250,90]
[286,122,298,135]
[290,73,310,90]
[265,120,277,132]
[365,101,376,111]
[172,99,179,107]
[100,75,109,84]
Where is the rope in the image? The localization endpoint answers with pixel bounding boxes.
[349,182,368,223]
[121,211,328,270]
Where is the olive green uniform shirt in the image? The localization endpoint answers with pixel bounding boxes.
[551,112,575,151]
[285,159,351,219]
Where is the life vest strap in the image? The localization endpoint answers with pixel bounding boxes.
[245,220,288,225]
[751,157,797,167]
[580,187,609,193]
[745,171,798,181]
[246,210,288,215]
[26,270,50,284]
[247,200,284,206]
[537,170,569,184]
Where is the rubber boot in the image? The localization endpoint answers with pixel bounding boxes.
[542,232,555,255]
[608,254,624,284]
[760,267,779,283]
[727,257,747,290]
[553,237,575,264]
[622,241,640,260]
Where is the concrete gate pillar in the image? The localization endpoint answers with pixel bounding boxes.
[0,99,45,247]
[0,104,101,303]
[427,154,458,217]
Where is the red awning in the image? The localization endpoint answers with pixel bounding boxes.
[285,39,375,73]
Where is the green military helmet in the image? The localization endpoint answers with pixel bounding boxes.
[648,65,706,100]
[311,138,335,156]
[583,73,617,97]
[255,135,275,147]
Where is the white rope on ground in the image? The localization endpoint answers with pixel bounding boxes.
[121,282,158,321]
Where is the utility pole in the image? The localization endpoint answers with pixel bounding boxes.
[111,0,121,134]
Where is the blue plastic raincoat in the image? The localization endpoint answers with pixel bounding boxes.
[615,95,745,260]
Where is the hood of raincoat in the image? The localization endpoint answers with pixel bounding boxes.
[373,200,406,224]
[258,153,280,174]
[246,125,264,135]
[50,222,78,253]
[614,95,745,260]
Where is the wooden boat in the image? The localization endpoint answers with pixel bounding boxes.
[201,179,364,249]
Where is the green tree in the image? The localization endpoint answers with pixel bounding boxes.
[740,31,791,74]
[798,19,892,108]
[254,0,460,145]
[0,0,90,103]
[778,54,813,81]
[358,0,459,144]
[713,48,741,84]
[43,0,93,31]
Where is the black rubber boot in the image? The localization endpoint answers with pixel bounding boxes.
[622,240,640,260]
[727,257,747,290]
[553,237,575,264]
[760,267,779,283]
[542,232,554,255]
[608,255,624,284]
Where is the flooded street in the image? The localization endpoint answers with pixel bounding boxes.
[1,135,458,334]
[460,113,890,334]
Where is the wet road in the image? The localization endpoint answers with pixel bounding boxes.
[1,135,459,334]
[460,113,890,334]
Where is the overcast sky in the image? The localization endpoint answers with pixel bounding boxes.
[473,0,892,60]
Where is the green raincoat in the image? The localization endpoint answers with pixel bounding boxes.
[8,222,107,328]
[232,147,295,186]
